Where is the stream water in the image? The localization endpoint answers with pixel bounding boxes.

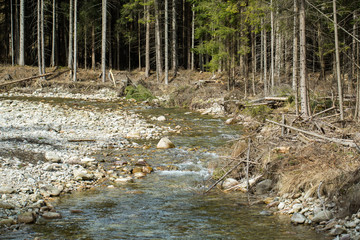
[1,97,329,240]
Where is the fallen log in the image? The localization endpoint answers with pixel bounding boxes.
[249,96,288,103]
[0,73,53,87]
[68,139,96,142]
[265,119,360,151]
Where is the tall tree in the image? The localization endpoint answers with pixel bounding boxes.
[68,0,73,68]
[299,0,309,117]
[172,0,177,75]
[10,0,14,66]
[145,2,150,78]
[51,0,56,67]
[292,0,299,115]
[19,0,24,65]
[154,0,163,81]
[101,0,107,82]
[164,0,169,84]
[73,0,77,81]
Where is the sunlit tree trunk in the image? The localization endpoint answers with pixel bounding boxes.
[172,0,178,76]
[333,0,343,120]
[10,0,14,66]
[41,0,45,77]
[51,0,56,67]
[84,24,87,70]
[263,21,268,96]
[164,0,169,85]
[73,0,77,82]
[19,0,24,65]
[154,0,163,81]
[191,5,195,70]
[145,2,150,78]
[91,23,95,70]
[68,0,73,68]
[293,0,299,115]
[270,0,274,95]
[37,0,42,75]
[101,0,107,82]
[299,0,309,117]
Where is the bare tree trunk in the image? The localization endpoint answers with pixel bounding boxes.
[41,0,45,77]
[101,0,107,82]
[84,24,87,70]
[317,22,326,82]
[10,0,14,66]
[19,0,24,65]
[37,0,42,75]
[251,31,256,96]
[73,0,77,82]
[293,0,299,115]
[333,0,344,120]
[138,12,141,70]
[164,0,169,85]
[260,19,264,87]
[145,2,150,78]
[51,0,56,67]
[154,0,163,81]
[191,4,195,70]
[263,22,268,96]
[299,0,310,117]
[108,15,112,69]
[270,0,274,95]
[172,0,178,76]
[68,0,73,69]
[91,23,95,70]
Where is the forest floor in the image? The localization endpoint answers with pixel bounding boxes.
[1,65,360,238]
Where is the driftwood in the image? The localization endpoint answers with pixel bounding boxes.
[0,73,53,87]
[68,139,96,142]
[266,119,360,151]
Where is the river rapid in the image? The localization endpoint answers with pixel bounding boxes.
[0,91,328,239]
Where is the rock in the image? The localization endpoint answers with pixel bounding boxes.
[134,172,146,178]
[40,185,63,197]
[45,152,62,163]
[114,177,134,184]
[142,166,153,173]
[278,202,286,210]
[222,178,239,189]
[339,234,351,240]
[329,225,346,236]
[259,210,272,216]
[312,210,333,223]
[42,212,62,219]
[81,157,97,164]
[132,167,143,174]
[291,213,307,224]
[344,221,357,228]
[73,168,94,180]
[135,159,148,166]
[156,137,175,149]
[0,201,15,209]
[0,218,15,226]
[256,179,273,194]
[17,212,36,224]
[225,118,238,125]
[0,186,15,194]
[292,203,303,213]
[157,116,166,121]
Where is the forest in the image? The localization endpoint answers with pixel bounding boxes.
[0,0,359,118]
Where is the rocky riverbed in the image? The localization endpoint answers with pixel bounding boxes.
[0,88,175,231]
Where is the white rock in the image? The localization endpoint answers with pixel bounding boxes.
[45,152,62,163]
[291,213,307,224]
[292,203,303,213]
[156,137,175,149]
[278,202,286,210]
[157,116,166,121]
[222,178,239,189]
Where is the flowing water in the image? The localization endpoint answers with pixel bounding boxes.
[1,97,329,240]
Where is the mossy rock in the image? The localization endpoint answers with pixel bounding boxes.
[125,85,155,101]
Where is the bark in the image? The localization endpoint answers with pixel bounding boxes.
[73,0,77,82]
[317,22,326,82]
[10,0,14,66]
[145,3,150,78]
[154,0,163,81]
[138,12,141,70]
[263,21,268,96]
[84,24,87,70]
[270,0,274,95]
[41,0,45,77]
[333,0,344,120]
[299,0,310,117]
[68,0,73,69]
[191,5,195,70]
[251,31,256,96]
[101,0,107,82]
[172,0,178,75]
[165,0,169,84]
[293,0,299,115]
[51,0,56,67]
[37,0,42,75]
[19,0,24,65]
[91,23,95,70]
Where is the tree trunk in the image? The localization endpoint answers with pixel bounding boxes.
[251,31,256,96]
[138,12,141,70]
[299,0,310,117]
[317,22,326,82]
[333,0,344,120]
[172,0,178,76]
[19,0,24,65]
[73,0,77,82]
[293,0,299,115]
[154,0,163,81]
[91,23,95,70]
[191,5,195,70]
[145,2,150,78]
[51,0,56,67]
[263,21,268,96]
[84,24,87,70]
[101,0,107,82]
[10,0,14,66]
[68,0,73,69]
[164,0,169,84]
[270,0,274,95]
[37,0,42,75]
[41,0,45,77]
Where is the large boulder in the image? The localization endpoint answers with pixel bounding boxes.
[256,179,273,194]
[156,137,175,149]
[17,212,36,224]
[0,201,15,209]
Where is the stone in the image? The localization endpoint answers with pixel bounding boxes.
[134,172,146,178]
[40,185,63,197]
[135,159,148,166]
[292,203,303,213]
[45,152,62,163]
[0,201,15,209]
[222,178,239,189]
[259,210,272,216]
[132,167,143,174]
[157,116,166,121]
[291,213,307,224]
[114,177,134,184]
[81,157,97,163]
[256,179,273,194]
[312,210,333,223]
[339,234,351,240]
[17,212,36,224]
[156,137,175,149]
[0,218,15,226]
[73,168,94,180]
[344,221,357,228]
[142,166,153,173]
[329,225,346,236]
[278,202,286,210]
[0,186,15,194]
[42,212,62,219]
[225,118,238,125]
